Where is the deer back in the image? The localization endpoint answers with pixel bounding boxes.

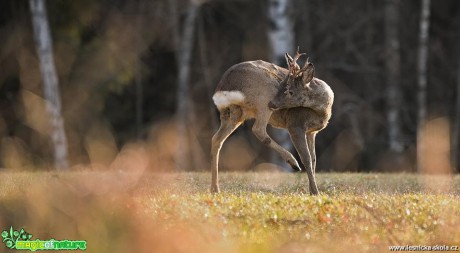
[213,60,287,111]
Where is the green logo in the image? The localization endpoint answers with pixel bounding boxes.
[2,227,86,251]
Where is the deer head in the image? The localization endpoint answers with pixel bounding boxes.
[269,49,315,110]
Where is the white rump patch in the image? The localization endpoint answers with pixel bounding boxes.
[212,91,245,109]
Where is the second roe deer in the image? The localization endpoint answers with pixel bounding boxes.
[211,50,334,194]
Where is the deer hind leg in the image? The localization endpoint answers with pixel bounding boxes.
[307,132,317,175]
[251,111,301,171]
[288,127,319,195]
[211,105,243,193]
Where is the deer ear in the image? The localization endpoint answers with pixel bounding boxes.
[302,62,315,85]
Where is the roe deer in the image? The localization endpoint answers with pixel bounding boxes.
[211,50,334,194]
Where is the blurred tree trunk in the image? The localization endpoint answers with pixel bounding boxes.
[452,27,460,172]
[135,1,145,139]
[173,1,199,170]
[294,0,312,52]
[267,0,295,169]
[135,63,143,139]
[29,0,68,170]
[384,0,403,154]
[198,14,218,132]
[268,0,295,65]
[416,0,431,172]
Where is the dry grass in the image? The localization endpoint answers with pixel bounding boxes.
[0,171,459,253]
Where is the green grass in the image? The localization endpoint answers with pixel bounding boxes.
[0,171,459,253]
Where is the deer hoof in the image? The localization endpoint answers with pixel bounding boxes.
[309,186,319,195]
[211,185,220,194]
[288,162,302,172]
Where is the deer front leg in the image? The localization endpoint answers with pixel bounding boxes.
[252,112,301,171]
[288,127,319,195]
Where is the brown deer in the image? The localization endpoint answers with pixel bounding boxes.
[211,50,334,194]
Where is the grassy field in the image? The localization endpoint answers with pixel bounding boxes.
[0,171,459,253]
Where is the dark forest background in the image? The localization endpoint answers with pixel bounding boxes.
[0,0,459,173]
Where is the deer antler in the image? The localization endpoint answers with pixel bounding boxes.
[287,47,306,78]
[283,48,304,96]
[299,57,311,73]
[292,47,305,67]
[282,48,313,96]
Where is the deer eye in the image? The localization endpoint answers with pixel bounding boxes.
[286,90,294,97]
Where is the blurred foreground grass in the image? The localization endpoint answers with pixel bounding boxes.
[1,171,459,253]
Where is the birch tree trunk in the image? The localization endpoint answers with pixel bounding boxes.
[384,0,403,154]
[174,1,198,170]
[29,0,68,170]
[268,0,295,64]
[416,0,431,172]
[267,0,295,169]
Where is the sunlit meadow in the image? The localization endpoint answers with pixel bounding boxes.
[1,169,459,253]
